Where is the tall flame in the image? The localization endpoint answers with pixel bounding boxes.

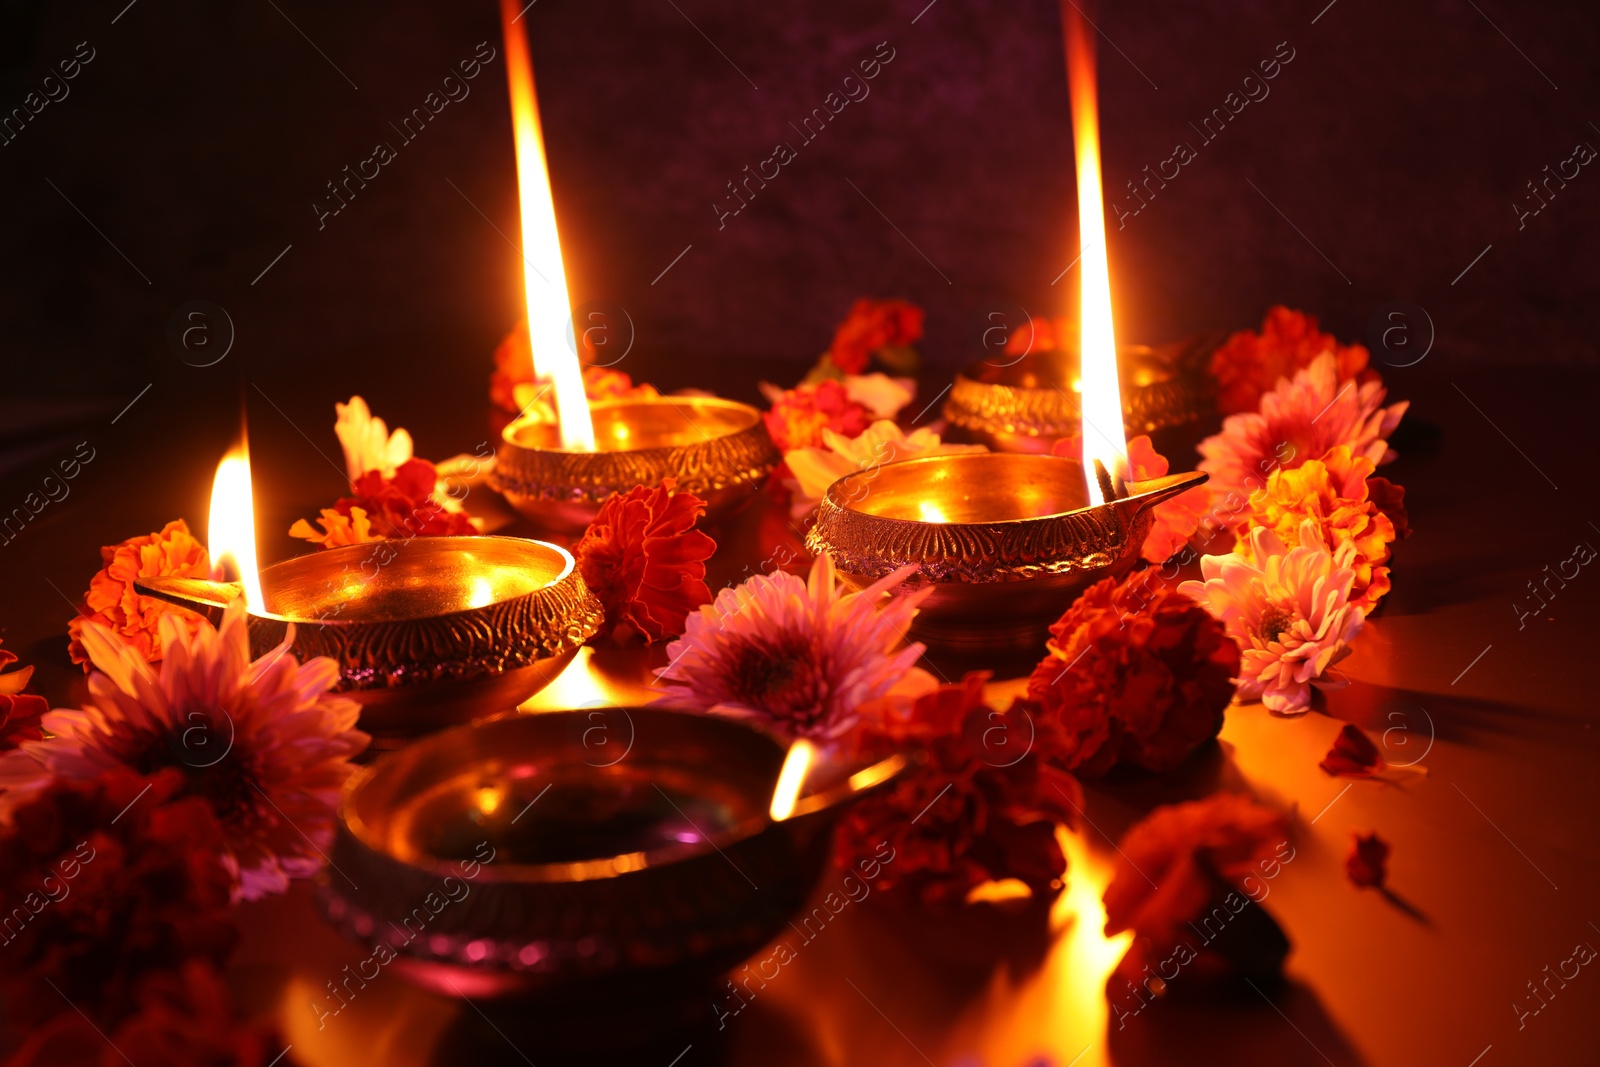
[207,441,266,611]
[1063,1,1128,505]
[768,738,816,822]
[500,0,595,451]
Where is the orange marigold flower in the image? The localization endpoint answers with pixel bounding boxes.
[827,298,924,375]
[489,320,533,414]
[490,319,658,414]
[66,520,211,671]
[1237,445,1396,613]
[1103,793,1289,953]
[574,478,716,644]
[1209,305,1375,415]
[1027,572,1240,776]
[288,506,379,549]
[583,365,660,403]
[1367,475,1411,540]
[1003,314,1075,355]
[762,380,873,453]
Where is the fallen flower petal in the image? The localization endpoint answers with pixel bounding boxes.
[1346,831,1390,888]
[1319,723,1384,778]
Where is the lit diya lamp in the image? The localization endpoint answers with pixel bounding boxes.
[136,439,602,744]
[487,0,777,535]
[808,5,1206,659]
[942,9,1213,456]
[320,712,904,1013]
[941,336,1215,456]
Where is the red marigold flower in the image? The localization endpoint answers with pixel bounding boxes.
[1346,830,1390,888]
[1209,305,1375,416]
[0,770,238,1031]
[838,672,1082,906]
[827,298,924,375]
[762,380,873,453]
[65,520,211,671]
[1319,723,1383,778]
[1027,573,1240,775]
[574,478,716,644]
[3,960,272,1067]
[1102,793,1289,953]
[292,458,478,549]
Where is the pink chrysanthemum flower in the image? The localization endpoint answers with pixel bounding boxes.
[653,554,934,740]
[22,599,368,900]
[1179,519,1364,716]
[1198,353,1407,530]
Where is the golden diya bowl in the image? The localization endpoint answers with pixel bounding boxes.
[318,708,905,1004]
[491,396,781,535]
[942,338,1219,455]
[134,535,602,744]
[806,452,1207,660]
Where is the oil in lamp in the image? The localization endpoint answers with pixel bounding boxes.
[320,710,904,1017]
[486,0,777,535]
[807,3,1206,660]
[135,438,602,744]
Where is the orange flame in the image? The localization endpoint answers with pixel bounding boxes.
[500,0,595,451]
[207,439,266,611]
[768,738,816,821]
[1063,1,1129,504]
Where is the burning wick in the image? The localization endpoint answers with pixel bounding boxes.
[769,738,816,822]
[499,0,595,452]
[1062,0,1130,505]
[207,441,266,611]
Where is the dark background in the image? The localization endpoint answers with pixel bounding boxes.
[0,0,1596,543]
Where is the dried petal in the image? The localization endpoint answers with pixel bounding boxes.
[1346,831,1390,888]
[1319,723,1385,778]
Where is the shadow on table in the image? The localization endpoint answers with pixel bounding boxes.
[1106,976,1367,1067]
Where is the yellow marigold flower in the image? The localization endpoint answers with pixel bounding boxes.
[1236,445,1396,614]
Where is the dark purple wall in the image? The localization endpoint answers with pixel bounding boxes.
[2,0,1597,454]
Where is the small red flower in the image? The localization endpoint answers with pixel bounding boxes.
[1319,723,1384,778]
[1209,305,1376,416]
[574,479,716,644]
[838,673,1081,906]
[0,770,238,1031]
[826,298,924,375]
[1346,831,1390,888]
[2,960,273,1067]
[0,642,46,751]
[1027,573,1240,775]
[1103,793,1289,952]
[762,379,873,452]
